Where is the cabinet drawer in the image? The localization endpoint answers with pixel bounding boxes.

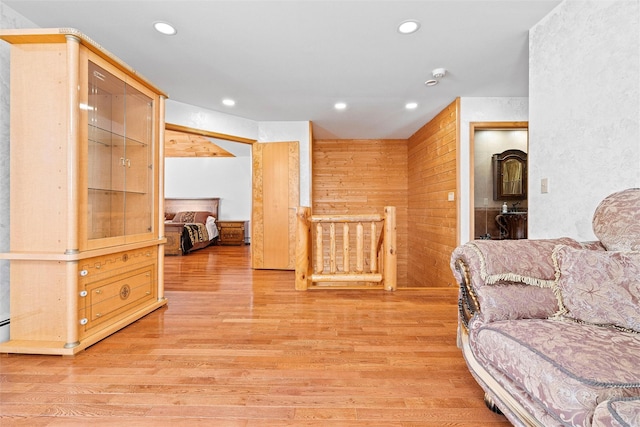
[221,228,243,242]
[78,264,155,335]
[78,246,157,279]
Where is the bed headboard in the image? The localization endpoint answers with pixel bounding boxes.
[165,198,220,220]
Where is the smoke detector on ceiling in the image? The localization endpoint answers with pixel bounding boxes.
[425,68,447,87]
[432,68,447,79]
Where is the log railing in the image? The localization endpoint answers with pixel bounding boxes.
[295,206,397,291]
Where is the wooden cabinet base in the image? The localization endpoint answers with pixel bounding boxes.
[217,221,248,246]
[0,299,167,355]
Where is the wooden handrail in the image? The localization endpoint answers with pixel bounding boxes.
[311,214,384,223]
[295,206,396,291]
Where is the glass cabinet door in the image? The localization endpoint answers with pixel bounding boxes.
[87,61,153,243]
[123,85,153,237]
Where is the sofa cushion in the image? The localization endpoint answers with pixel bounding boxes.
[592,188,640,251]
[552,245,640,333]
[474,284,559,323]
[593,397,640,427]
[470,319,640,426]
[459,237,582,288]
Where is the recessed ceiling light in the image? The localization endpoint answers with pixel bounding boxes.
[222,98,236,107]
[153,21,177,36]
[405,102,418,110]
[334,102,347,110]
[425,79,439,87]
[398,20,420,34]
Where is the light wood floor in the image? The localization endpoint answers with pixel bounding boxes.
[1,245,510,426]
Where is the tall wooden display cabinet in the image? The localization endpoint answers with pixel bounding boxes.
[0,29,168,355]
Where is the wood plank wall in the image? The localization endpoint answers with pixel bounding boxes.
[407,99,460,287]
[312,139,409,286]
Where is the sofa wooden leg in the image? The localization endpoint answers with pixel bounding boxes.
[484,393,504,415]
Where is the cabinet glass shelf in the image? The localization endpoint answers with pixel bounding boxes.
[88,188,149,195]
[88,124,148,147]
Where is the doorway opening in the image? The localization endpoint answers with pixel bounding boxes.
[469,122,528,240]
[163,123,255,247]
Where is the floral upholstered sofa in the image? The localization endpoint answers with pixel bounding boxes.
[450,188,640,427]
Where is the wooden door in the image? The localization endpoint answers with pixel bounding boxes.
[252,141,300,270]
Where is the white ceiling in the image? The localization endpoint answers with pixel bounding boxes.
[4,0,561,139]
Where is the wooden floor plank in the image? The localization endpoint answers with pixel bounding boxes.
[0,245,510,426]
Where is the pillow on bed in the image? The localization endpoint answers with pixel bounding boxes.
[172,211,213,224]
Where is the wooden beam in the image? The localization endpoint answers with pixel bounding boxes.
[165,129,235,158]
[165,123,256,145]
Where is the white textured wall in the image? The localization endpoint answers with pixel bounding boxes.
[529,0,640,240]
[0,4,38,342]
[459,97,529,243]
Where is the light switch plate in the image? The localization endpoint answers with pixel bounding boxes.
[541,178,549,193]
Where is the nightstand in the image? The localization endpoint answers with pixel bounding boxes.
[217,221,248,245]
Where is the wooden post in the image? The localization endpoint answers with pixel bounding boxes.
[356,222,364,273]
[383,206,397,291]
[370,222,377,273]
[343,223,350,273]
[315,223,323,274]
[295,207,312,290]
[329,222,336,273]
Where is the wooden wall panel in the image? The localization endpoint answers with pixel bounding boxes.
[312,139,408,286]
[407,99,459,287]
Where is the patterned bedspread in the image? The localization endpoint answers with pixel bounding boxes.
[181,223,209,253]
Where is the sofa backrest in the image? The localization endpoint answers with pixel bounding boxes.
[592,188,640,251]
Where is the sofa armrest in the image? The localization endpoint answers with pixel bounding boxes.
[451,237,582,328]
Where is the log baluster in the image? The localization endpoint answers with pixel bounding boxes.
[343,223,350,273]
[315,223,323,274]
[356,222,364,273]
[370,222,377,273]
[329,222,337,274]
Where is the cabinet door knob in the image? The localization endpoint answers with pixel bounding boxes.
[79,290,88,297]
[79,269,88,277]
[79,318,88,325]
[95,289,102,294]
[95,313,102,318]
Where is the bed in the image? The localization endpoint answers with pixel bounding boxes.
[164,198,220,255]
